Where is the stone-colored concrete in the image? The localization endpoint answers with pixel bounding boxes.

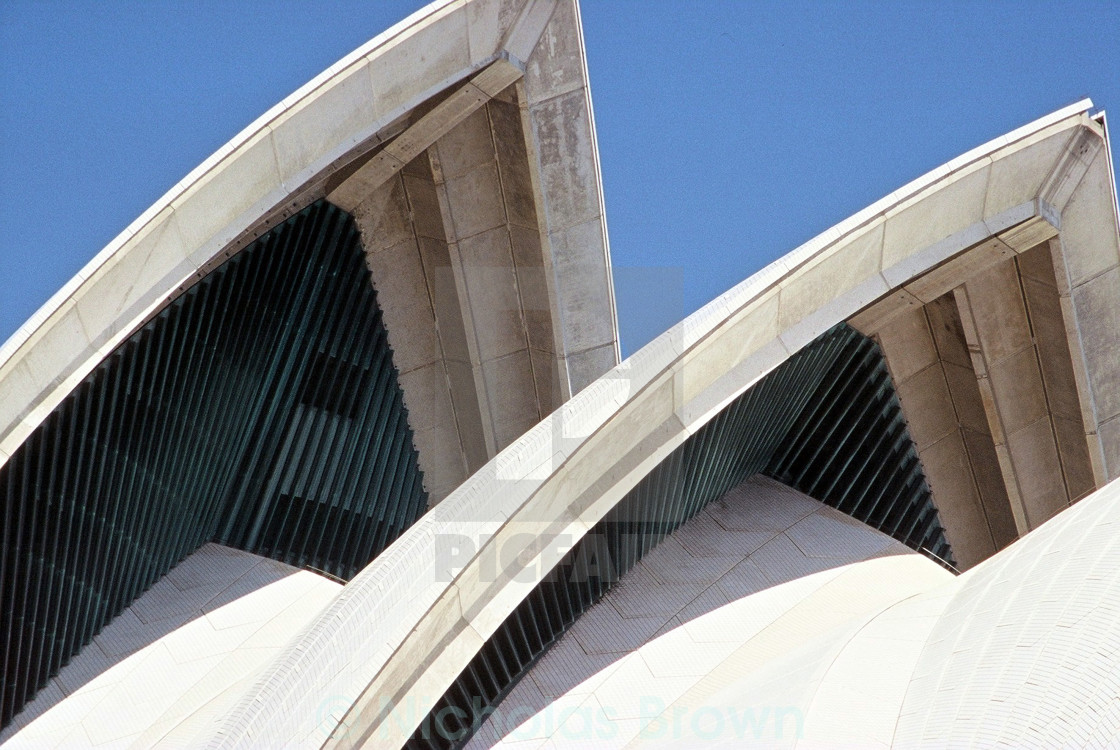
[1070,267,1120,423]
[1022,256,1082,420]
[1101,415,1120,481]
[902,236,1015,304]
[984,124,1077,218]
[1007,416,1070,526]
[777,223,884,331]
[521,0,620,392]
[1053,413,1097,502]
[953,251,1097,531]
[881,162,991,272]
[873,295,1019,568]
[987,348,1049,434]
[873,223,1104,567]
[960,428,1019,546]
[917,430,999,568]
[351,166,474,503]
[8,31,1108,747]
[1057,151,1120,285]
[0,0,619,488]
[1040,120,1106,215]
[870,303,939,382]
[958,258,1033,363]
[428,93,561,458]
[339,64,612,501]
[1049,125,1120,481]
[894,365,957,451]
[546,218,618,358]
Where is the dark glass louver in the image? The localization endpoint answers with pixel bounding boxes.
[409,323,952,749]
[0,200,428,726]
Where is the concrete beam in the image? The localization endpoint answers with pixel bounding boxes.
[347,86,569,502]
[328,57,523,212]
[952,249,1094,532]
[874,301,1016,570]
[850,208,1059,336]
[429,95,551,457]
[1049,137,1120,481]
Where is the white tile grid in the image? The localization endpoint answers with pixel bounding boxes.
[637,629,740,681]
[671,511,773,558]
[1,543,340,748]
[553,694,634,750]
[713,557,773,601]
[641,617,866,750]
[569,606,664,656]
[603,579,698,621]
[470,476,939,748]
[590,653,699,721]
[463,675,551,749]
[1,91,1091,748]
[894,476,1120,748]
[526,637,621,700]
[738,580,950,750]
[637,538,740,586]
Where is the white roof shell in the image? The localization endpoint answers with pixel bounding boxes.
[189,100,1120,746]
[0,0,621,475]
[2,0,1120,745]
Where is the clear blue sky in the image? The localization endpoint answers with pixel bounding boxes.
[2,1,1118,356]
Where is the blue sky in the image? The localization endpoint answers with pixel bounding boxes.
[2,1,1118,356]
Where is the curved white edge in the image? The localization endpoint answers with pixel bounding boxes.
[890,472,1120,746]
[0,0,522,468]
[561,473,1120,746]
[570,0,621,366]
[184,100,1117,748]
[0,0,453,364]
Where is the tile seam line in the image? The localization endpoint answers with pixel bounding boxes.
[904,483,1103,741]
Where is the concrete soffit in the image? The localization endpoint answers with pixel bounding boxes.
[324,0,621,504]
[850,106,1120,569]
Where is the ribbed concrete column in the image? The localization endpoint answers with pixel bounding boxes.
[873,299,1017,569]
[955,244,1095,532]
[429,94,556,456]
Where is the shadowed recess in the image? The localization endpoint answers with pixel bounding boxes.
[0,200,427,727]
[408,323,951,749]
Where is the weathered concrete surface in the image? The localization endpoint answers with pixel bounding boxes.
[0,0,620,492]
[868,242,1099,569]
[322,2,619,502]
[875,299,1017,570]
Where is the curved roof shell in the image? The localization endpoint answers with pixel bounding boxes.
[0,0,620,486]
[2,0,1120,746]
[194,98,1120,746]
